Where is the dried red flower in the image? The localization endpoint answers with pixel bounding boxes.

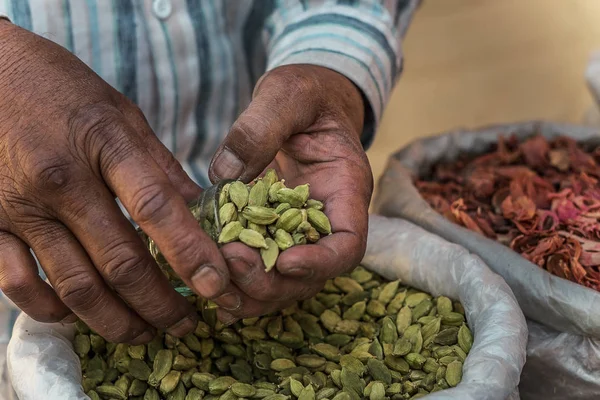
[416,134,600,290]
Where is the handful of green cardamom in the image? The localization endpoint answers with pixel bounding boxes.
[75,267,473,400]
[140,169,331,292]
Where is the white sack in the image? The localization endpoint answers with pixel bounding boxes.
[7,215,528,400]
[372,121,600,399]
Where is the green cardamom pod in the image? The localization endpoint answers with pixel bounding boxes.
[185,388,204,400]
[342,301,366,321]
[148,349,173,387]
[129,359,152,381]
[458,324,473,353]
[274,202,292,215]
[377,281,400,304]
[219,202,238,226]
[292,232,307,245]
[248,221,268,236]
[298,384,316,400]
[249,180,268,206]
[369,381,385,400]
[242,206,279,225]
[159,370,181,395]
[96,385,127,400]
[208,376,237,395]
[238,228,269,249]
[367,358,392,384]
[218,221,244,244]
[275,208,303,232]
[307,208,332,235]
[263,169,279,190]
[231,382,257,397]
[276,188,305,207]
[436,296,453,315]
[293,184,310,204]
[305,227,321,243]
[74,334,91,358]
[405,292,431,307]
[218,183,231,208]
[268,181,286,203]
[274,229,294,251]
[445,360,463,387]
[229,181,249,211]
[442,312,465,326]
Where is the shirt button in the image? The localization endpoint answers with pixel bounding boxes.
[152,0,172,20]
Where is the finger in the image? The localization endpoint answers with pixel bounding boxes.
[96,122,230,300]
[54,179,198,337]
[220,242,323,303]
[215,283,296,325]
[278,189,369,281]
[0,230,72,323]
[279,156,371,280]
[123,105,202,201]
[208,68,320,183]
[20,220,153,344]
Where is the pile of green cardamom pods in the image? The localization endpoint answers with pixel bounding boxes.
[142,169,331,286]
[75,266,473,400]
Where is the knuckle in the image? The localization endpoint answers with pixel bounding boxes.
[53,271,99,308]
[26,156,75,193]
[67,102,138,169]
[167,235,205,272]
[100,241,151,286]
[130,183,172,224]
[267,65,318,96]
[0,271,34,301]
[67,102,122,141]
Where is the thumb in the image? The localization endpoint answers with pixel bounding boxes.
[209,67,320,183]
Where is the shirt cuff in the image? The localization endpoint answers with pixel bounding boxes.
[266,10,401,150]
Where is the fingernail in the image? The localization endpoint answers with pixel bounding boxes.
[216,292,241,311]
[60,313,78,324]
[284,267,314,280]
[130,329,155,345]
[192,264,223,298]
[226,257,253,284]
[167,314,198,337]
[217,310,238,326]
[213,149,244,179]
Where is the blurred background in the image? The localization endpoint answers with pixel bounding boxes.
[367,0,600,182]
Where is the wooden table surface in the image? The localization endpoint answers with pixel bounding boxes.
[367,0,600,186]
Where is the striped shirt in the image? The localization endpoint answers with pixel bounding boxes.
[0,0,419,352]
[0,0,418,187]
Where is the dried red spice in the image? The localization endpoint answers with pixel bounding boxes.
[415,135,600,290]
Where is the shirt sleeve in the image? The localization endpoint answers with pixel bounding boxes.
[264,0,421,149]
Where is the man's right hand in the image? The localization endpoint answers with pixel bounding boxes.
[0,21,231,343]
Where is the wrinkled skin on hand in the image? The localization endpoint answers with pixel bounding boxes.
[209,64,373,324]
[0,21,235,343]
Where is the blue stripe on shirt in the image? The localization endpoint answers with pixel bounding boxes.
[114,0,137,104]
[277,13,398,81]
[10,0,31,30]
[269,31,390,93]
[85,0,102,74]
[62,0,74,52]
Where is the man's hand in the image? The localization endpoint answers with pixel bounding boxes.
[0,22,232,343]
[209,64,373,323]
